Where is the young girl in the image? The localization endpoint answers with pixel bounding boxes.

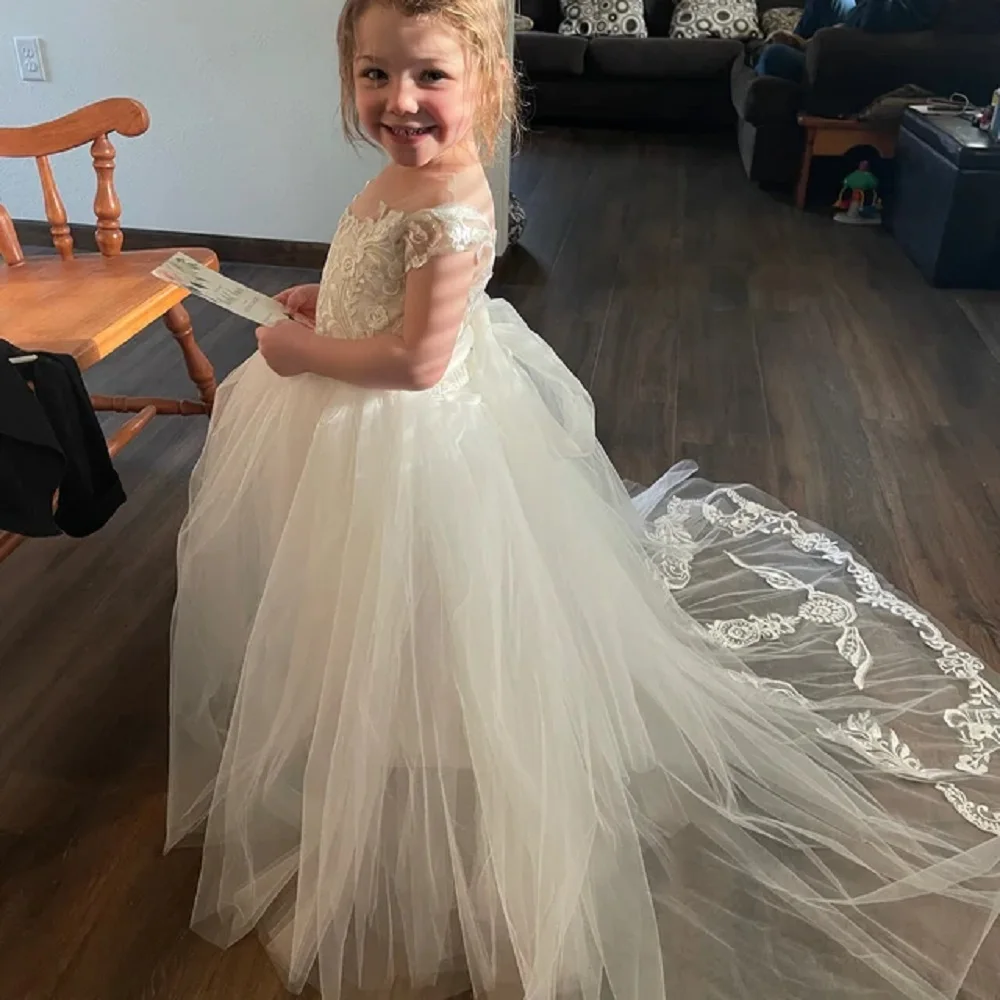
[165,0,1000,997]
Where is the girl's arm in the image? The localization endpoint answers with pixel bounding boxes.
[256,249,477,391]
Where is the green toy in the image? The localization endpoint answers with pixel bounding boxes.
[833,160,882,225]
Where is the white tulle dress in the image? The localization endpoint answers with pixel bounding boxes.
[167,198,1000,1000]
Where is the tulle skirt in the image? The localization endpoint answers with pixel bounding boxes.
[167,298,1000,1000]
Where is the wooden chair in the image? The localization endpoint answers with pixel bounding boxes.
[0,97,219,564]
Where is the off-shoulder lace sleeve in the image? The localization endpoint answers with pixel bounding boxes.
[402,205,495,272]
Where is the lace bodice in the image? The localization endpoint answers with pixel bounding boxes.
[315,202,496,342]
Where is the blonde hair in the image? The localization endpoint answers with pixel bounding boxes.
[337,0,518,161]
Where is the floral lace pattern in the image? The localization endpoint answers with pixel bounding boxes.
[709,553,874,689]
[647,499,698,590]
[644,484,1000,837]
[314,203,495,343]
[815,711,955,782]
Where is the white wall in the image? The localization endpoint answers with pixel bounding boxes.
[0,0,509,248]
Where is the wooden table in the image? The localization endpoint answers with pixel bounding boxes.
[1,246,218,379]
[796,114,899,210]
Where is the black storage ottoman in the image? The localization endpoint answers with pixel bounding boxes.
[885,109,1000,289]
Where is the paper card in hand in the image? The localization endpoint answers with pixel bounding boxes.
[153,252,290,326]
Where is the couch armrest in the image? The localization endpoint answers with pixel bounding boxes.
[803,27,1000,117]
[731,57,803,127]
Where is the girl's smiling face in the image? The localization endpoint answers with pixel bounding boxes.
[353,6,478,168]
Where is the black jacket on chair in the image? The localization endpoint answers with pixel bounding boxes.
[0,339,126,539]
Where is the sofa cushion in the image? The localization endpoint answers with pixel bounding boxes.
[515,31,590,77]
[586,36,742,78]
[520,0,679,36]
[559,0,649,36]
[805,27,1000,114]
[760,5,801,34]
[670,0,761,39]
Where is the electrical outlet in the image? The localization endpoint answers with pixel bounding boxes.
[13,36,46,82]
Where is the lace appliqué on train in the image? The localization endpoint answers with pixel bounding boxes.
[647,498,698,590]
[646,486,1000,836]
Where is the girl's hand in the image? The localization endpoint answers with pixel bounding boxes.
[275,283,321,322]
[256,320,317,377]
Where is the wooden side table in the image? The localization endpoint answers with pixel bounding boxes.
[795,114,899,210]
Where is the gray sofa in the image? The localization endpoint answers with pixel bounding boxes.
[515,0,744,127]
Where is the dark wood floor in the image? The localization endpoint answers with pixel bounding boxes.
[2,129,1000,999]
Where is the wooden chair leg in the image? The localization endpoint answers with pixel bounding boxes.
[0,531,27,564]
[164,302,216,410]
[106,405,157,457]
[90,393,208,416]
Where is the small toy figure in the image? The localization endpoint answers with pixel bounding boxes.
[833,160,883,225]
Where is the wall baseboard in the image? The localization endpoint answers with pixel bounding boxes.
[14,219,331,270]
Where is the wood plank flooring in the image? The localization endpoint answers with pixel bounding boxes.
[2,128,1000,999]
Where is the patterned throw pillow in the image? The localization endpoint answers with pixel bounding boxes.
[559,0,649,37]
[670,0,761,39]
[761,6,802,35]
